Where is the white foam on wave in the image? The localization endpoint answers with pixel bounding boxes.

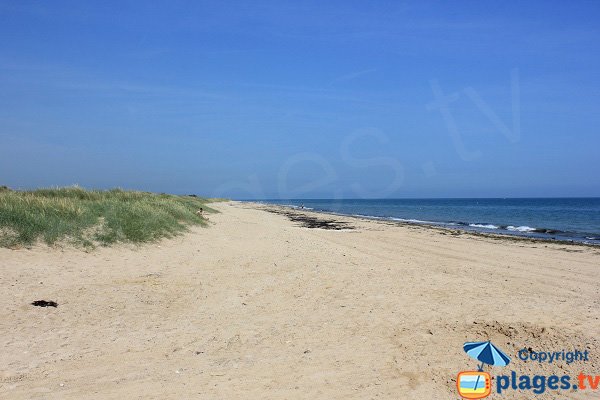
[469,223,499,229]
[353,214,384,219]
[278,204,299,208]
[506,225,536,232]
[390,217,436,224]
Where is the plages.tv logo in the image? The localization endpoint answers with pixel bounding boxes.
[457,341,511,399]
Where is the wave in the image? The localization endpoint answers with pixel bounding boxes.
[340,215,571,237]
[352,214,384,219]
[351,214,437,224]
[469,223,499,229]
[390,217,438,224]
[451,221,469,226]
[504,226,562,234]
[506,225,536,232]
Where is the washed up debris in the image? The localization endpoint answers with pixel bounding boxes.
[264,209,354,230]
[31,300,58,308]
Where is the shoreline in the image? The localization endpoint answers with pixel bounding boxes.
[248,201,600,249]
[1,201,598,399]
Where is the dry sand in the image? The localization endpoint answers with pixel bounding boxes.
[1,201,599,399]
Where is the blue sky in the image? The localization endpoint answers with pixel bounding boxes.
[1,1,599,199]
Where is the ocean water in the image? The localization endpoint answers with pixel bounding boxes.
[262,198,600,245]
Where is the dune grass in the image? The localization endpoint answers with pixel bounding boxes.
[0,186,217,248]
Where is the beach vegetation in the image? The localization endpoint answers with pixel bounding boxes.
[0,186,217,248]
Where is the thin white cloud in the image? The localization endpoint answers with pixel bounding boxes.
[330,68,377,85]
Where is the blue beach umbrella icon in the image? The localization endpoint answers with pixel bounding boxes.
[463,341,511,393]
[464,340,511,370]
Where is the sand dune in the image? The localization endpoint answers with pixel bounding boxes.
[1,201,598,399]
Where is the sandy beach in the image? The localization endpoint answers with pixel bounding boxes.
[1,201,598,399]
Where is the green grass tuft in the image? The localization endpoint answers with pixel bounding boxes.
[0,186,218,248]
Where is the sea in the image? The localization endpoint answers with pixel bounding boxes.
[260,198,600,245]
